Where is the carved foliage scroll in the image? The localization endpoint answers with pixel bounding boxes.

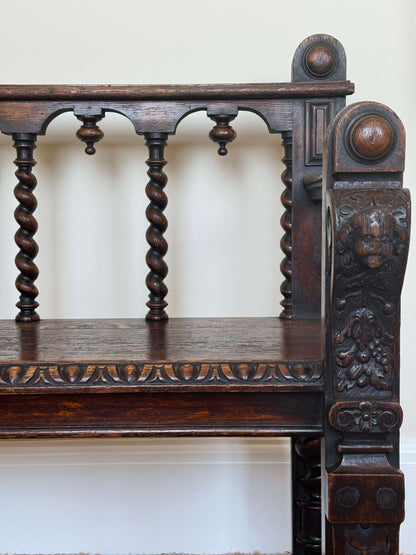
[329,401,402,433]
[330,188,410,397]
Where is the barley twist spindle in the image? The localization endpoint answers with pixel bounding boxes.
[280,131,293,319]
[13,133,39,322]
[144,133,169,320]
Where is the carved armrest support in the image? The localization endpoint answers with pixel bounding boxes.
[323,102,410,536]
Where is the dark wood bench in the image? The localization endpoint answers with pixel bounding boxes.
[0,34,410,554]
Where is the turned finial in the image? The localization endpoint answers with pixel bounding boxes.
[208,114,236,156]
[292,34,346,82]
[349,115,394,162]
[303,43,338,78]
[76,114,104,155]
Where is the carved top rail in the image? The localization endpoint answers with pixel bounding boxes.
[0,81,354,136]
[0,82,355,101]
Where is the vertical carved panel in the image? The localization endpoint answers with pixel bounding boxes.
[13,133,39,322]
[330,189,409,397]
[305,101,332,166]
[280,131,293,319]
[323,102,409,554]
[144,133,169,321]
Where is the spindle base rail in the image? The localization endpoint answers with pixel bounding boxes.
[0,34,410,555]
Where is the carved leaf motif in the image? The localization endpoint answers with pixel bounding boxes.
[60,365,80,383]
[250,363,268,381]
[174,364,196,381]
[220,364,236,381]
[0,360,323,389]
[115,364,139,383]
[4,366,24,385]
[163,364,180,382]
[232,363,253,381]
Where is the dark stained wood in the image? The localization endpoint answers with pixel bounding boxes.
[279,131,293,318]
[0,391,323,438]
[208,113,237,155]
[144,133,169,320]
[75,113,104,155]
[0,318,323,393]
[0,99,294,136]
[0,34,408,554]
[0,318,322,363]
[0,82,354,101]
[13,133,40,322]
[290,34,348,320]
[292,436,322,554]
[322,101,409,553]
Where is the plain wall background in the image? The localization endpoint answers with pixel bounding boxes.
[0,0,414,553]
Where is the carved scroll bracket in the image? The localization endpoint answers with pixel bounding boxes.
[329,401,402,433]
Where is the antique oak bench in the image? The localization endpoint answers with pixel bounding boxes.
[0,35,410,554]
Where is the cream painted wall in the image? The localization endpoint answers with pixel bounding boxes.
[0,0,414,553]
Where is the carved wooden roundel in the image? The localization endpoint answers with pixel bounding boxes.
[349,115,394,162]
[336,485,360,508]
[375,487,397,510]
[304,44,337,78]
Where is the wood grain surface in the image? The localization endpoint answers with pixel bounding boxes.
[0,317,321,363]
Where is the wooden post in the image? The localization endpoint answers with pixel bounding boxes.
[322,101,410,553]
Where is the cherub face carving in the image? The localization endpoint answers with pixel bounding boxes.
[353,209,393,268]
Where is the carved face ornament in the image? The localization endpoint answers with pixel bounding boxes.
[353,209,393,269]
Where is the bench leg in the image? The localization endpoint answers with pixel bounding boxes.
[321,102,410,555]
[323,445,404,555]
[292,436,321,554]
[325,520,400,554]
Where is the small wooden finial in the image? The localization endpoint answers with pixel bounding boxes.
[208,114,236,155]
[304,43,337,78]
[76,114,104,155]
[349,115,394,162]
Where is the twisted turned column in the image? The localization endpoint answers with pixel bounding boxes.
[292,436,321,554]
[144,133,169,320]
[13,133,39,322]
[280,131,293,319]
